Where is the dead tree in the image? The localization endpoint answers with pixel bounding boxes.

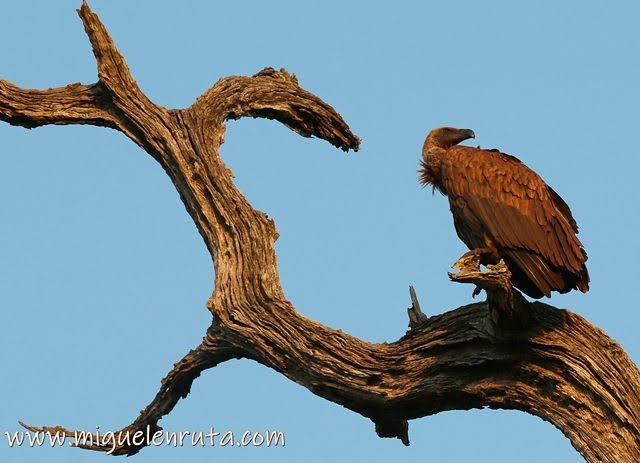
[1,3,639,461]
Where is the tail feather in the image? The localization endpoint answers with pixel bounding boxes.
[504,249,587,299]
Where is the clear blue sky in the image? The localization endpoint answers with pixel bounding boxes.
[1,1,638,462]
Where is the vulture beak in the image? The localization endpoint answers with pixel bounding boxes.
[461,129,476,140]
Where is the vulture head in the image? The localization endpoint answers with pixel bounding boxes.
[424,127,475,150]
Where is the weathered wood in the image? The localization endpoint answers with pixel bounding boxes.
[449,254,531,328]
[407,285,428,329]
[1,2,639,461]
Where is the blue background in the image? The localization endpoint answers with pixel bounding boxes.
[1,1,638,462]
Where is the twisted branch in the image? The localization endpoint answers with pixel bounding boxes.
[21,324,241,455]
[2,2,639,462]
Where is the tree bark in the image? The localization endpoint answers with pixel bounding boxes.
[2,2,639,461]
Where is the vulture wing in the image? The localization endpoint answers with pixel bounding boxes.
[441,146,589,298]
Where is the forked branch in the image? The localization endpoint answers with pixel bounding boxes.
[2,2,639,462]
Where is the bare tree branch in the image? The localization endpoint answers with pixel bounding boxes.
[21,323,242,456]
[3,3,640,462]
[77,1,153,119]
[0,80,115,129]
[0,2,159,151]
[191,67,360,152]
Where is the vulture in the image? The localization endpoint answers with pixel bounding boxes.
[419,127,589,299]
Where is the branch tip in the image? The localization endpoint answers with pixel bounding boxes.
[407,285,427,329]
[374,418,410,446]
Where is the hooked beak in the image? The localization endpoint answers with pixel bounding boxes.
[461,129,475,140]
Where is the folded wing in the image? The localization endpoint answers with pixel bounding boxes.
[442,146,589,298]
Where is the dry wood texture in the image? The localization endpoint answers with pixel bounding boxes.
[1,2,639,461]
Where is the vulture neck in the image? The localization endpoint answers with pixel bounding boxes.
[420,143,448,193]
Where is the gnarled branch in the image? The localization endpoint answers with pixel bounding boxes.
[191,67,360,152]
[2,2,639,462]
[21,323,242,455]
[0,80,115,129]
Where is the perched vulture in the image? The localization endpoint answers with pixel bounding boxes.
[419,127,589,299]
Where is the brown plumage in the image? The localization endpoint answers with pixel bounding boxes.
[419,127,589,299]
